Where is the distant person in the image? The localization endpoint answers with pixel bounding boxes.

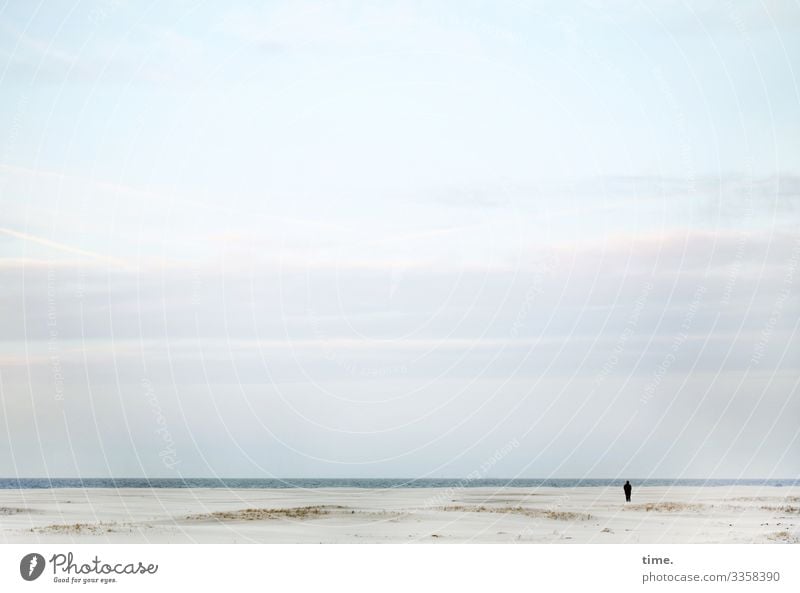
[624,480,632,502]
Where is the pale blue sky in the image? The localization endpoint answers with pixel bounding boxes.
[1,1,799,479]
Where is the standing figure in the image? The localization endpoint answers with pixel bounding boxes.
[624,480,632,502]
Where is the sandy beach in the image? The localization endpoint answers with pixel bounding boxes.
[1,486,798,544]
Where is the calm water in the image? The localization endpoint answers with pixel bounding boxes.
[0,478,796,489]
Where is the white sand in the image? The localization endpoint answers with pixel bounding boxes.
[1,486,798,543]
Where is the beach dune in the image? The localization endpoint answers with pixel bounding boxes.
[1,486,798,544]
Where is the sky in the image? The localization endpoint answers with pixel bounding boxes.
[0,0,799,479]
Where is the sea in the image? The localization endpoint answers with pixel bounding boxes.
[0,478,797,489]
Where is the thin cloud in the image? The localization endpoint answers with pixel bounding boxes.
[0,227,125,266]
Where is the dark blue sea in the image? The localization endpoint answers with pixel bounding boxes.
[0,478,796,489]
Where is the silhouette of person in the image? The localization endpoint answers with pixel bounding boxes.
[624,480,632,502]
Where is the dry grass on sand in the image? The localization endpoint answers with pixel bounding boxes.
[625,502,708,512]
[1,507,35,515]
[761,506,800,515]
[443,505,592,521]
[767,530,800,543]
[30,521,137,534]
[185,505,348,522]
